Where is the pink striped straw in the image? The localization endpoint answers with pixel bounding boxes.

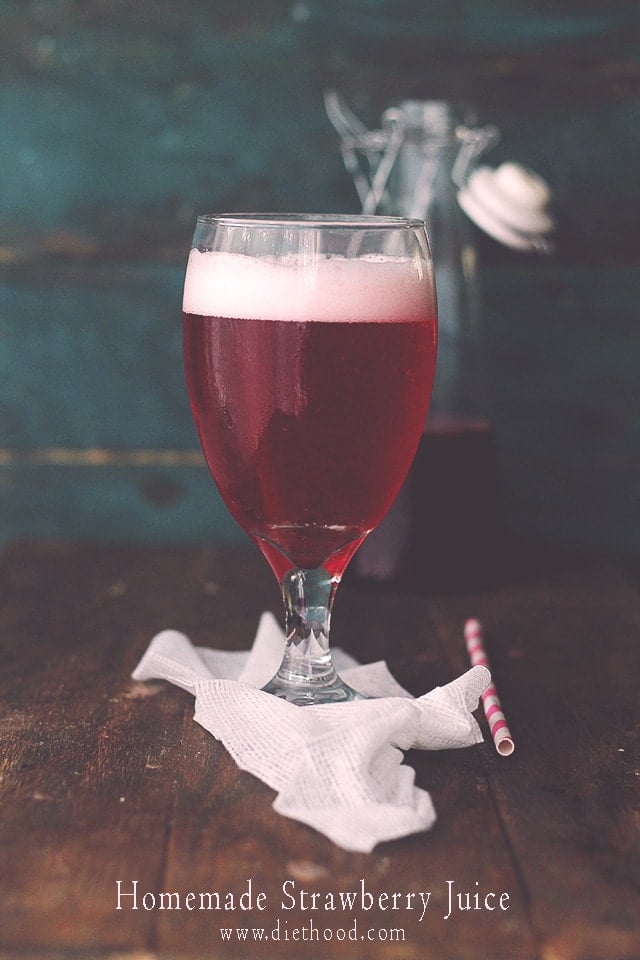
[464,618,515,756]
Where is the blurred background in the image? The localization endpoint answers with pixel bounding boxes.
[0,0,638,560]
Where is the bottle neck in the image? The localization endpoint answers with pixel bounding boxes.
[384,104,468,221]
[391,100,475,144]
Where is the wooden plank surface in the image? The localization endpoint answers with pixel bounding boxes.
[0,542,638,960]
[428,556,640,960]
[1,1,640,561]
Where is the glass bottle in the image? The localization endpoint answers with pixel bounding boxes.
[327,97,506,589]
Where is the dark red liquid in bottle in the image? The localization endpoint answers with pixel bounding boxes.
[352,413,506,590]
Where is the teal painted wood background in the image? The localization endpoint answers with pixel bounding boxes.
[1,0,639,554]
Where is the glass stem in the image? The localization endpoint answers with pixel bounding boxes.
[261,565,363,703]
[277,567,338,685]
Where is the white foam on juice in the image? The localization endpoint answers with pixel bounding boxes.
[182,249,433,323]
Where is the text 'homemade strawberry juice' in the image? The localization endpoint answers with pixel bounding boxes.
[183,249,437,578]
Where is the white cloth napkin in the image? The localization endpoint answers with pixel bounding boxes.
[132,613,490,853]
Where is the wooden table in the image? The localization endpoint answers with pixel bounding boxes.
[0,541,638,960]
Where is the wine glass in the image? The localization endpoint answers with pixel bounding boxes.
[182,214,437,704]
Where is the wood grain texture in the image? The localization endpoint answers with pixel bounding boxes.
[0,542,638,959]
[0,1,639,555]
[0,262,637,555]
[428,555,640,960]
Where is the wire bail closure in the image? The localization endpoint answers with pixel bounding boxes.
[324,91,499,217]
[325,92,555,253]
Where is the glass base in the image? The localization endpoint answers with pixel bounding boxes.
[257,563,366,704]
[262,670,364,706]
